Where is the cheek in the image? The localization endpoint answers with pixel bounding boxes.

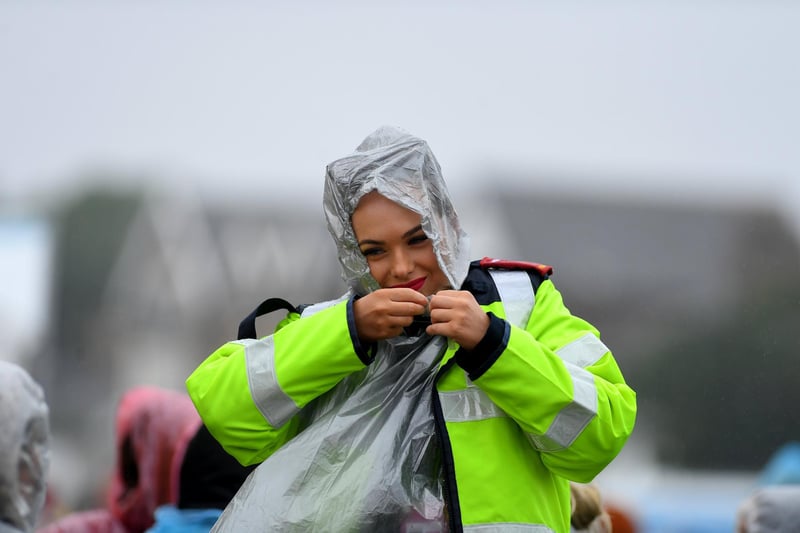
[366,260,389,286]
[432,269,451,290]
[420,251,450,288]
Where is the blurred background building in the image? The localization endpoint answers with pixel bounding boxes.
[2,2,800,531]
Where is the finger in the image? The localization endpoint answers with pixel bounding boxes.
[386,288,429,305]
[426,322,449,337]
[429,293,458,310]
[428,307,452,324]
[433,289,460,297]
[387,301,427,317]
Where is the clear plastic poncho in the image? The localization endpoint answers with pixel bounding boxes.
[323,125,470,297]
[212,127,471,532]
[0,361,50,533]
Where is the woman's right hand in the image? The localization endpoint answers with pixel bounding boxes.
[353,288,429,342]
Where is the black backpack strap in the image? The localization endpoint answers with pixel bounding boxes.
[238,297,298,340]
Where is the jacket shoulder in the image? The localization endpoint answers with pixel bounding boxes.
[462,257,552,305]
[476,256,553,277]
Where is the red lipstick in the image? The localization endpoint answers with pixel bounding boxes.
[391,277,426,291]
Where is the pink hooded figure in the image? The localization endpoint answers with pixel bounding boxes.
[38,386,200,533]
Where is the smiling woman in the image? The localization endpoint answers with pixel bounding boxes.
[352,192,449,295]
[350,191,466,344]
[186,125,637,532]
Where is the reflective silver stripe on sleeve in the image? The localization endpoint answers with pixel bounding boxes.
[464,523,555,532]
[235,337,300,428]
[526,365,598,451]
[488,270,535,329]
[442,364,598,449]
[439,387,508,423]
[556,333,609,368]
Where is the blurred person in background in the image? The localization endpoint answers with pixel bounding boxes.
[569,483,612,533]
[736,486,800,533]
[602,502,637,533]
[187,126,637,532]
[757,441,800,486]
[0,360,51,533]
[736,441,800,532]
[145,424,256,533]
[38,386,200,533]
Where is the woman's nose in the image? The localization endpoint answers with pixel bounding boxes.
[391,249,414,278]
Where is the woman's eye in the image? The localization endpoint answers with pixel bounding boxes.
[361,247,383,257]
[409,234,429,245]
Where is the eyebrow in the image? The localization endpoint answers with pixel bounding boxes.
[358,224,424,246]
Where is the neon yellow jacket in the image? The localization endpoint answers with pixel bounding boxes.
[186,261,636,533]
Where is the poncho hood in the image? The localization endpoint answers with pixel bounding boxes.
[323,126,470,296]
[0,361,50,533]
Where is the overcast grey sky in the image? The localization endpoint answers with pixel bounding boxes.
[1,1,799,212]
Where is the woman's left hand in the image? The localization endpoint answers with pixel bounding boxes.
[426,290,490,350]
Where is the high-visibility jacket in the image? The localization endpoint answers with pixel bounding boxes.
[186,259,637,533]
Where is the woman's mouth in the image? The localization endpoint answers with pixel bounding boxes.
[391,277,426,291]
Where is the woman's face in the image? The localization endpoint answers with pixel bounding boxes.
[351,191,450,296]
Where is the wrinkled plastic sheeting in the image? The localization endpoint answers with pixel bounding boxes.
[0,361,50,533]
[323,125,470,297]
[212,335,449,533]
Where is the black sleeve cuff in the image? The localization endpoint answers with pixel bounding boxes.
[455,312,510,379]
[347,295,376,365]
